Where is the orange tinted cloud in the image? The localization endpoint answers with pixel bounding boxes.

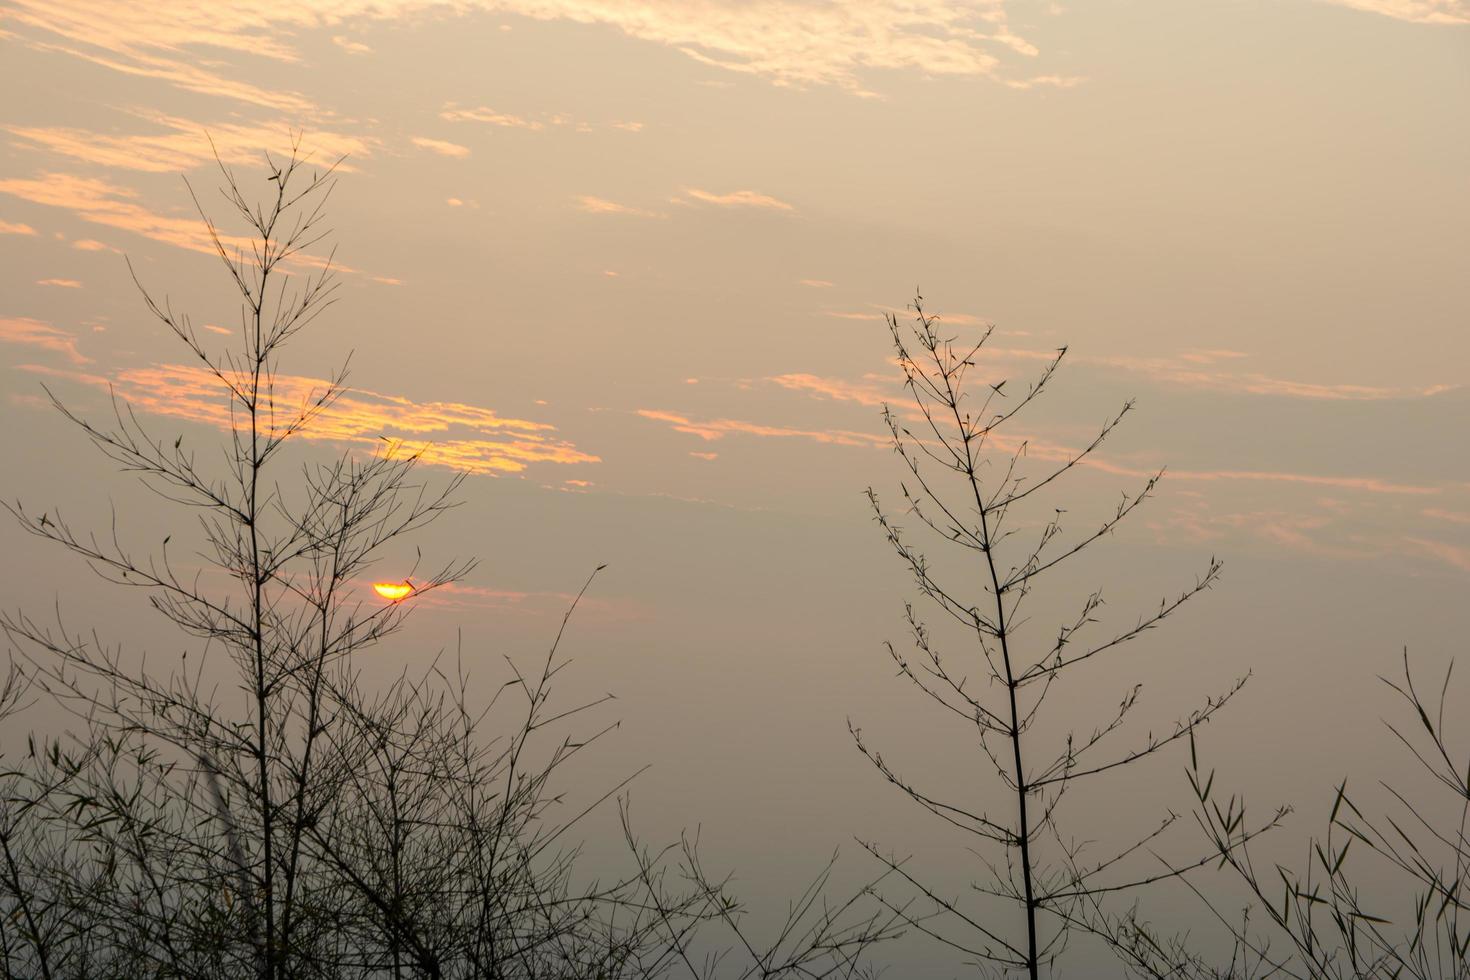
[577,195,662,217]
[411,136,471,157]
[0,172,250,255]
[0,219,37,235]
[638,408,886,448]
[1315,1,1469,24]
[6,113,368,173]
[1404,536,1470,571]
[439,104,545,130]
[0,172,353,273]
[770,372,891,407]
[37,278,82,288]
[1094,352,1450,401]
[332,34,373,54]
[683,188,794,211]
[7,1,1051,109]
[0,317,91,364]
[27,362,598,475]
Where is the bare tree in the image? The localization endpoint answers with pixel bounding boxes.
[1177,648,1470,980]
[853,295,1253,977]
[0,140,898,980]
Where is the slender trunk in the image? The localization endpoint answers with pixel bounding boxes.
[249,259,275,980]
[981,514,1039,979]
[961,413,1039,979]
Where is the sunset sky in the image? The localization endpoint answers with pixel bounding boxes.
[1,0,1467,969]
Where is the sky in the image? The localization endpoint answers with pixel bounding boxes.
[1,0,1467,972]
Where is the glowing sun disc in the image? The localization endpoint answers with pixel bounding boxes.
[372,582,413,601]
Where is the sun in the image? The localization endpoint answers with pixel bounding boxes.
[372,581,413,601]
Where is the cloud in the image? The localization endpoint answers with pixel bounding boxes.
[72,238,121,252]
[1313,1,1469,24]
[0,219,37,235]
[332,34,373,53]
[0,172,355,274]
[37,278,82,288]
[1151,504,1375,559]
[0,171,249,255]
[1404,536,1470,572]
[1003,73,1086,90]
[5,15,313,111]
[6,1,1053,110]
[411,136,471,157]
[637,408,886,448]
[799,279,833,288]
[440,104,545,130]
[682,188,794,211]
[770,372,891,407]
[6,112,369,173]
[0,316,90,363]
[823,304,989,325]
[764,366,1446,496]
[576,195,662,217]
[1093,352,1451,401]
[23,362,600,475]
[1423,508,1470,525]
[1136,466,1438,496]
[689,451,719,460]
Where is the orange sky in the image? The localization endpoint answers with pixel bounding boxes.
[1,1,1466,969]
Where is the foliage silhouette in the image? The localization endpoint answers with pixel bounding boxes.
[855,296,1253,978]
[0,141,899,980]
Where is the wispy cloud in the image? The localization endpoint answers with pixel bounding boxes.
[576,195,663,217]
[1404,536,1470,572]
[770,372,891,407]
[0,171,250,255]
[0,316,90,364]
[0,219,37,235]
[1423,507,1470,525]
[331,34,373,54]
[72,238,120,253]
[8,1,1049,109]
[1003,73,1086,90]
[37,278,82,288]
[637,408,886,448]
[411,136,471,157]
[3,3,314,111]
[763,366,1445,497]
[1093,352,1452,401]
[23,362,600,475]
[440,104,545,130]
[6,112,369,173]
[682,188,794,211]
[799,279,833,288]
[1314,1,1469,24]
[1165,467,1439,496]
[0,172,357,274]
[822,304,988,325]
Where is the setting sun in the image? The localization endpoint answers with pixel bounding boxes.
[372,581,413,601]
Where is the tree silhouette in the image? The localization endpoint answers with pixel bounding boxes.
[0,141,898,979]
[855,295,1253,978]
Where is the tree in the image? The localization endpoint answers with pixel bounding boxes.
[1173,648,1470,980]
[0,140,898,980]
[853,296,1252,977]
